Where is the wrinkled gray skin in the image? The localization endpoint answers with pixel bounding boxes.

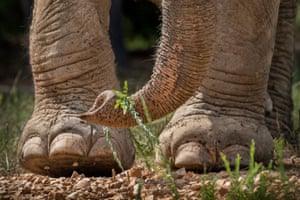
[18,0,296,177]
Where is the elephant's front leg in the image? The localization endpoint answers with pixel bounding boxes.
[158,0,280,170]
[18,0,134,177]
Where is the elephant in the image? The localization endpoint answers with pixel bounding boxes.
[18,0,296,177]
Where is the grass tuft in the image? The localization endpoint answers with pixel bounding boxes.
[218,139,299,199]
[112,81,179,199]
[0,86,33,175]
[200,177,217,200]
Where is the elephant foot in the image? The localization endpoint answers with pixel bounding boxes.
[18,115,135,177]
[157,115,273,171]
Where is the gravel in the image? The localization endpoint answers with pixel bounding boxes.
[1,158,300,200]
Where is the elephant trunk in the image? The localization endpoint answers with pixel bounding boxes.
[80,0,216,127]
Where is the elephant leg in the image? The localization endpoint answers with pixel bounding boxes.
[158,0,280,170]
[266,0,296,142]
[18,0,134,177]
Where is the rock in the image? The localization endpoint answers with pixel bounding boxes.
[73,178,90,189]
[129,167,143,178]
[190,182,202,191]
[173,168,186,179]
[48,191,65,200]
[66,191,78,200]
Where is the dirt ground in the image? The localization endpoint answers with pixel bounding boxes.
[1,156,300,200]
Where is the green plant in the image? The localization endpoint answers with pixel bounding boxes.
[200,177,217,200]
[0,84,34,175]
[135,180,144,200]
[296,4,300,29]
[220,140,274,200]
[218,139,300,200]
[113,81,158,168]
[103,127,125,171]
[272,139,300,200]
[111,81,179,199]
[273,139,287,180]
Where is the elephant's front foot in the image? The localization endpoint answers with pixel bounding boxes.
[18,114,135,177]
[158,114,273,172]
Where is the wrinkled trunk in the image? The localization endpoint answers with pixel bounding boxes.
[266,0,296,142]
[80,0,216,128]
[131,0,215,121]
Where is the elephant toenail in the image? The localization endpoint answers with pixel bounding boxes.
[175,142,212,170]
[22,137,46,159]
[49,133,87,158]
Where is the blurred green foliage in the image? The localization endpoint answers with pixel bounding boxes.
[0,0,160,51]
[0,1,299,49]
[297,4,300,29]
[0,89,33,175]
[122,0,160,52]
